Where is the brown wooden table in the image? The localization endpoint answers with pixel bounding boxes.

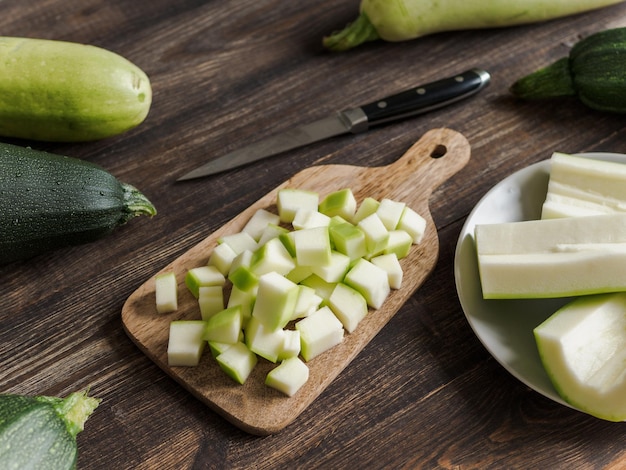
[2,1,626,468]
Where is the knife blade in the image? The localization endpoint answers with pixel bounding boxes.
[177,68,490,181]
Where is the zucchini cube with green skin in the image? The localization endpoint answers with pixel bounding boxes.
[319,188,357,220]
[371,253,403,289]
[228,285,255,326]
[329,222,367,260]
[296,306,344,361]
[265,357,309,396]
[198,285,224,320]
[203,306,242,344]
[228,264,259,292]
[384,230,413,259]
[292,209,331,230]
[257,223,289,246]
[292,284,323,320]
[293,226,332,267]
[328,282,368,333]
[244,316,286,363]
[299,273,337,305]
[353,197,380,223]
[250,237,296,276]
[242,208,281,241]
[344,258,390,309]
[398,206,426,244]
[252,271,300,330]
[216,342,257,384]
[208,340,233,358]
[185,266,225,299]
[277,188,319,223]
[278,231,297,257]
[155,271,177,314]
[357,213,389,257]
[285,264,313,284]
[208,242,237,275]
[167,321,207,367]
[310,250,351,283]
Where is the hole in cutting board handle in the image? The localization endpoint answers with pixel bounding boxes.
[430,144,447,159]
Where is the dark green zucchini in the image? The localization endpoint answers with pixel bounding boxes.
[510,27,626,113]
[0,142,156,264]
[0,389,100,469]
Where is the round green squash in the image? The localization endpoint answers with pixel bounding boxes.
[0,36,152,141]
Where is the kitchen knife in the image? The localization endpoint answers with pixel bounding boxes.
[177,68,490,181]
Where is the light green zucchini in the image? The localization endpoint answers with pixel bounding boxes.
[0,36,152,141]
[323,0,626,51]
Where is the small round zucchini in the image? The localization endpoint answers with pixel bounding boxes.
[0,36,152,141]
[0,389,100,470]
[0,142,156,264]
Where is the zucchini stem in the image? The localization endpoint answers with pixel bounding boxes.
[323,12,380,52]
[38,389,101,438]
[122,183,157,221]
[510,57,576,99]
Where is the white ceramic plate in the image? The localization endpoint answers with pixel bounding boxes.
[454,152,626,414]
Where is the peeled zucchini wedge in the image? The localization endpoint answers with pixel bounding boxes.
[0,36,152,142]
[0,142,156,264]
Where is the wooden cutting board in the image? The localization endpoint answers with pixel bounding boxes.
[122,128,471,435]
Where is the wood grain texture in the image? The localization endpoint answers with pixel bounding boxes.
[2,0,626,468]
[122,128,470,434]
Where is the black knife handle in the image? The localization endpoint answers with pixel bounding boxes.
[358,68,490,129]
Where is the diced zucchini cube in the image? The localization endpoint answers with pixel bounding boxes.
[227,285,255,326]
[353,197,380,223]
[198,285,224,320]
[252,272,300,330]
[376,198,406,230]
[292,209,331,230]
[250,237,296,276]
[293,226,332,267]
[228,264,259,292]
[242,208,280,241]
[208,242,238,275]
[257,223,289,246]
[265,357,309,397]
[208,340,233,358]
[398,206,427,244]
[344,258,390,309]
[218,231,258,254]
[185,266,225,298]
[216,342,257,384]
[329,222,367,260]
[155,271,178,314]
[203,306,242,344]
[277,188,319,223]
[357,213,389,257]
[278,329,301,360]
[296,306,344,361]
[299,274,336,305]
[328,282,368,333]
[228,249,253,276]
[292,284,323,320]
[371,253,403,289]
[384,230,413,259]
[244,316,286,363]
[319,188,357,220]
[278,231,297,257]
[167,320,207,366]
[285,264,314,284]
[310,250,351,283]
